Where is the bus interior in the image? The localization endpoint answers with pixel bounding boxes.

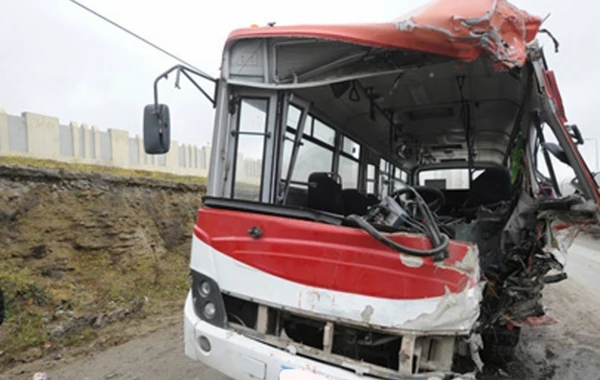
[224,46,584,244]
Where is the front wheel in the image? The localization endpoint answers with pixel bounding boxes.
[481,325,521,365]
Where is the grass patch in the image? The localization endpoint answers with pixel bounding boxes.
[0,261,52,358]
[75,249,189,310]
[0,248,190,367]
[0,156,206,185]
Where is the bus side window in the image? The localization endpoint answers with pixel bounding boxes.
[366,164,376,193]
[339,136,361,189]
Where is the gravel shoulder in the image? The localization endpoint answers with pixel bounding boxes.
[3,314,227,380]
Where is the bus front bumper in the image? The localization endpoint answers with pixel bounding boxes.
[183,292,474,380]
[184,292,384,380]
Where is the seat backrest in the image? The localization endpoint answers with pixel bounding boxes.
[366,194,380,207]
[307,172,345,214]
[342,189,369,216]
[466,165,512,207]
[284,185,308,208]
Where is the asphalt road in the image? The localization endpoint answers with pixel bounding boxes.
[5,236,600,380]
[563,234,600,292]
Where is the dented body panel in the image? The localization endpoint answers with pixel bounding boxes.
[227,0,541,69]
[192,206,482,333]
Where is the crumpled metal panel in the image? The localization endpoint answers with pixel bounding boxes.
[227,0,542,69]
[394,0,542,68]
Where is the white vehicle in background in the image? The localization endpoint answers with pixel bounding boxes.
[142,0,600,379]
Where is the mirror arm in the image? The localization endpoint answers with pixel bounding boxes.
[153,65,179,113]
[153,64,217,114]
[179,69,215,105]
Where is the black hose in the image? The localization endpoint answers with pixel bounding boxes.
[414,191,443,246]
[404,188,446,254]
[346,214,449,258]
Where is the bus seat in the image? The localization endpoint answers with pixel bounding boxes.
[342,189,369,216]
[307,172,345,215]
[284,185,308,208]
[366,194,380,207]
[466,165,512,208]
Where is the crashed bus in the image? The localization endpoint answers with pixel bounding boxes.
[142,0,600,378]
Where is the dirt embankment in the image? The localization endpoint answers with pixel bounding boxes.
[0,162,205,372]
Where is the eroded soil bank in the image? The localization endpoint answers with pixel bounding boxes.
[0,161,205,371]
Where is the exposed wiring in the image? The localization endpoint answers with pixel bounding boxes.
[227,313,246,327]
[385,179,446,248]
[66,0,214,79]
[347,182,450,259]
[346,214,449,258]
[393,186,446,247]
[402,217,428,235]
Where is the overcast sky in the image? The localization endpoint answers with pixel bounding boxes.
[1,0,599,174]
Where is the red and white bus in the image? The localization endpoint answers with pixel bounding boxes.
[142,0,600,378]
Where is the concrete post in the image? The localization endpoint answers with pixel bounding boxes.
[202,146,212,170]
[0,108,8,154]
[166,140,179,170]
[136,135,145,165]
[24,111,60,159]
[81,124,91,159]
[109,128,130,167]
[148,151,155,165]
[70,122,80,158]
[91,126,101,160]
[185,144,192,169]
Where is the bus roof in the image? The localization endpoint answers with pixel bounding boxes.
[227,0,542,69]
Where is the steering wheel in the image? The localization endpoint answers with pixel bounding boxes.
[391,186,446,213]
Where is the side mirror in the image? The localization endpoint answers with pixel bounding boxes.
[567,124,584,145]
[542,142,570,166]
[143,104,170,154]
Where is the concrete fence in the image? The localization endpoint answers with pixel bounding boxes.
[0,107,212,177]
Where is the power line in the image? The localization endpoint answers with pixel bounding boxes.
[67,0,214,79]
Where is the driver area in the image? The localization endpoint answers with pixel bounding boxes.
[286,165,514,245]
[284,166,515,271]
[305,172,379,216]
[436,165,514,270]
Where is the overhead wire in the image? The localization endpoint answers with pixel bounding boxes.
[66,0,213,79]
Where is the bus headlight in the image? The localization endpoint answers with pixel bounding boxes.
[190,270,227,328]
[203,302,216,319]
[199,281,211,297]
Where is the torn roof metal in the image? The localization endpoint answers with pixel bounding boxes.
[227,0,542,68]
